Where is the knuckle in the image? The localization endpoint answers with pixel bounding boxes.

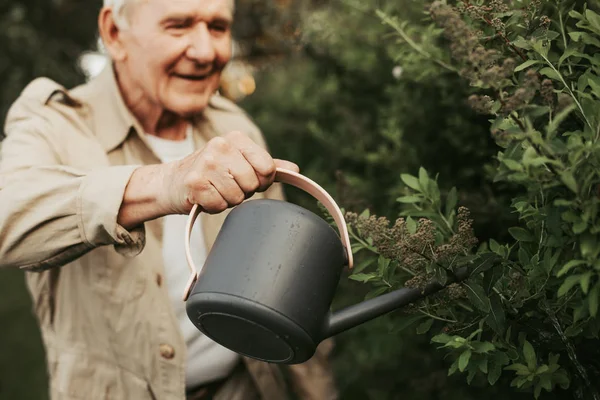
[182,171,202,190]
[201,154,219,172]
[208,137,231,153]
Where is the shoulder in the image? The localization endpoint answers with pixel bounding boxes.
[4,77,84,136]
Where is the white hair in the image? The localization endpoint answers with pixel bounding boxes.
[103,0,235,29]
[103,0,133,29]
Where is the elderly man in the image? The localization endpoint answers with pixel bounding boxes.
[0,0,338,399]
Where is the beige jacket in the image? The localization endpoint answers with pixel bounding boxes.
[0,65,337,400]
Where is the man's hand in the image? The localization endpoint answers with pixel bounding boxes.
[163,131,298,214]
[117,131,298,229]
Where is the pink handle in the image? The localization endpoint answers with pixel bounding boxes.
[182,168,354,301]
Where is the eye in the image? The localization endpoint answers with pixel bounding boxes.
[210,22,230,34]
[165,18,193,32]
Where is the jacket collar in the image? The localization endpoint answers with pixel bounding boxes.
[73,62,139,153]
[75,62,225,153]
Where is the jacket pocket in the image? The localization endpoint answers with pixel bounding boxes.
[90,247,148,303]
[49,351,155,400]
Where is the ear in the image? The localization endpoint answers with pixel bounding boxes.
[98,7,127,62]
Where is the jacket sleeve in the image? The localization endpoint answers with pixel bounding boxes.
[0,88,145,271]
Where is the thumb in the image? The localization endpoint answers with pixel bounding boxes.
[274,159,300,174]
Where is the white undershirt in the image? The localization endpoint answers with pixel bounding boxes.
[145,127,240,388]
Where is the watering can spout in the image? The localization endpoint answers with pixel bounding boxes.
[321,267,470,339]
[322,287,418,339]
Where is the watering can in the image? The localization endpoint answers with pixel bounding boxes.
[182,168,438,364]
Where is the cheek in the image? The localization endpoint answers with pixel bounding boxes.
[215,38,233,66]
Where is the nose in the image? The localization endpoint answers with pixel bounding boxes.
[186,23,216,64]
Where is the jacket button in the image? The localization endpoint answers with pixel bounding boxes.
[156,273,163,287]
[159,344,175,360]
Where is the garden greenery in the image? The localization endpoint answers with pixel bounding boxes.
[347,1,600,398]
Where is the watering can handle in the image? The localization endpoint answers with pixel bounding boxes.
[183,167,354,301]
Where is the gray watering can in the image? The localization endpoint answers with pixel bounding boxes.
[182,168,439,364]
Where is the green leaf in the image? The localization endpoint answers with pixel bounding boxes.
[534,382,542,399]
[448,359,459,376]
[532,40,550,57]
[515,59,541,72]
[539,67,560,80]
[560,171,579,193]
[539,374,552,392]
[478,358,489,373]
[580,234,598,258]
[431,333,452,344]
[472,341,495,354]
[589,284,599,317]
[483,266,503,294]
[518,247,530,267]
[580,271,593,294]
[590,77,600,98]
[558,274,582,297]
[467,368,477,385]
[569,31,600,47]
[557,260,587,277]
[489,239,500,254]
[416,318,434,334]
[397,195,422,204]
[546,103,577,137]
[406,216,417,234]
[512,36,532,49]
[459,350,472,372]
[349,273,378,283]
[471,253,499,276]
[418,167,430,193]
[401,174,421,191]
[377,255,391,276]
[464,282,491,312]
[554,370,570,389]
[585,10,600,34]
[505,363,531,375]
[502,159,523,171]
[486,293,506,335]
[523,340,537,371]
[488,361,502,385]
[445,187,458,217]
[509,227,534,242]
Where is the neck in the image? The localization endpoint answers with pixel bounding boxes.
[114,63,189,141]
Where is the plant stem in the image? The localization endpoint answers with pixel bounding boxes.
[545,306,600,400]
[375,10,459,73]
[538,53,593,133]
[558,10,574,75]
[419,309,458,323]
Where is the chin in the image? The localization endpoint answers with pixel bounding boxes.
[167,96,212,117]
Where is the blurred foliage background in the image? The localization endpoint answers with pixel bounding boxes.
[0,0,586,399]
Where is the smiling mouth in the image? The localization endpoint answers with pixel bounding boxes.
[175,73,212,81]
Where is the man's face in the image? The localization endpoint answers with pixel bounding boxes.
[119,0,233,116]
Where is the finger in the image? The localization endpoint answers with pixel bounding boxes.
[274,159,300,173]
[226,149,261,195]
[224,131,276,191]
[189,183,228,214]
[207,168,246,208]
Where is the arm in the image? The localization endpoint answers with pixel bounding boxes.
[0,114,296,270]
[0,117,145,271]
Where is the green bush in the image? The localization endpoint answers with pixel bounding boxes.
[340,1,600,398]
